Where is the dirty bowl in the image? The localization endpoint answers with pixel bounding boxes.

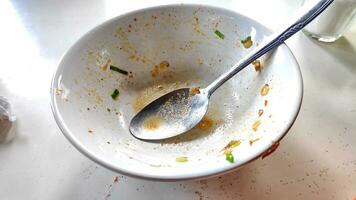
[51,4,303,180]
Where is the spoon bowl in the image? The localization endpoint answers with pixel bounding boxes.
[130,88,209,140]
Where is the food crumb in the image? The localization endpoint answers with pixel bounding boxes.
[107,108,111,112]
[87,107,90,111]
[249,138,260,146]
[114,176,119,182]
[189,87,200,96]
[195,191,203,200]
[55,88,63,96]
[258,109,264,117]
[252,60,262,72]
[151,61,169,77]
[88,129,93,133]
[176,156,188,162]
[100,59,111,71]
[107,141,111,144]
[222,140,241,154]
[159,60,169,69]
[128,71,133,78]
[260,84,270,96]
[241,36,253,48]
[264,100,268,107]
[252,120,261,132]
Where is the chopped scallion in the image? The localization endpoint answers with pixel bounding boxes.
[241,36,253,48]
[214,29,225,39]
[111,89,119,100]
[241,36,251,43]
[110,65,128,75]
[225,152,234,163]
[176,156,188,162]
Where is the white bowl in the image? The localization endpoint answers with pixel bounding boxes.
[51,4,302,180]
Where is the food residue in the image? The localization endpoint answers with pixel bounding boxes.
[264,100,268,107]
[189,87,201,96]
[261,142,280,159]
[149,164,162,168]
[252,60,262,72]
[222,140,241,154]
[193,17,205,36]
[241,36,253,48]
[111,89,119,100]
[100,59,111,71]
[225,152,234,163]
[88,129,93,134]
[110,65,128,75]
[151,60,170,77]
[258,109,264,117]
[143,116,162,130]
[252,120,261,132]
[176,156,188,162]
[55,88,63,96]
[260,84,270,96]
[196,116,213,131]
[133,83,187,112]
[214,29,225,39]
[249,138,260,146]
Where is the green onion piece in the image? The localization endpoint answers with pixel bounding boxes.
[227,140,241,149]
[225,152,234,163]
[241,36,251,43]
[176,156,188,162]
[252,60,259,65]
[222,140,241,154]
[241,35,253,48]
[110,65,128,75]
[111,89,119,100]
[214,29,225,39]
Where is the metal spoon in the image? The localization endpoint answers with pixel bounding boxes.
[129,0,333,140]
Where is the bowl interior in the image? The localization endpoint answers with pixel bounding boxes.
[52,5,302,180]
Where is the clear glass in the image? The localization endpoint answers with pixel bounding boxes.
[302,0,356,42]
[0,97,16,143]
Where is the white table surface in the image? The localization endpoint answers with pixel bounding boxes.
[1,0,356,199]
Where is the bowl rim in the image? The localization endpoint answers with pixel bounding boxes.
[50,3,303,181]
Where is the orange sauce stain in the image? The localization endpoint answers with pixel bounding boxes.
[151,61,169,77]
[196,116,213,131]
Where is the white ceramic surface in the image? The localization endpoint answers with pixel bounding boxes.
[51,4,303,180]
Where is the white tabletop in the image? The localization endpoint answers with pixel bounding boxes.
[1,0,356,199]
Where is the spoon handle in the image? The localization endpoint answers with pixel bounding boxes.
[205,0,333,96]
